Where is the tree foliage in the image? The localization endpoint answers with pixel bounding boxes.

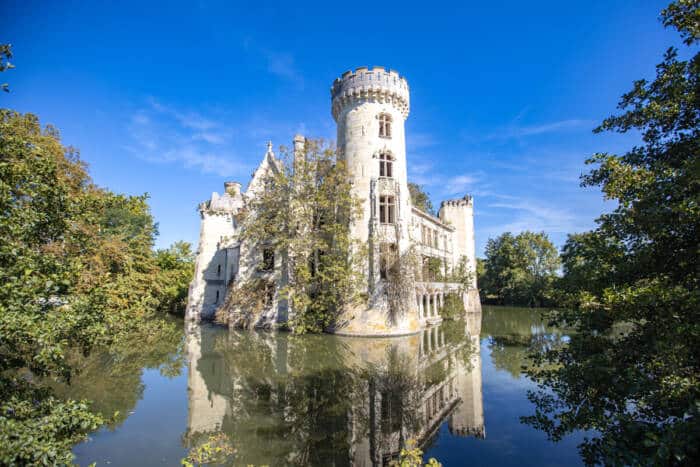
[0,109,191,464]
[408,182,434,214]
[0,44,12,93]
[525,2,700,464]
[228,139,366,333]
[154,241,195,315]
[480,231,560,307]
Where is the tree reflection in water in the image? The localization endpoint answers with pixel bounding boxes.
[184,313,484,466]
[482,306,568,379]
[50,320,185,428]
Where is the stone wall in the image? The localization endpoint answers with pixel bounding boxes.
[439,196,478,289]
[186,189,242,321]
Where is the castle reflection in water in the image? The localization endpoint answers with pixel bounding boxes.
[184,313,484,466]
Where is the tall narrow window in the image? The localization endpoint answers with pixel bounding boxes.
[215,290,220,304]
[217,264,221,277]
[379,196,396,224]
[379,153,393,178]
[378,113,392,138]
[260,248,275,272]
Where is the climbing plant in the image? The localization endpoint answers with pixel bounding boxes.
[384,246,420,323]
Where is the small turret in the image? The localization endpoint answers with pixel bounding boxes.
[293,134,305,153]
[224,181,241,196]
[331,66,410,121]
[439,195,476,288]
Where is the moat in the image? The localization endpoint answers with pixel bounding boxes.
[68,306,584,466]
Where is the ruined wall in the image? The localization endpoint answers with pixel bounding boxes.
[186,184,243,321]
[439,196,481,314]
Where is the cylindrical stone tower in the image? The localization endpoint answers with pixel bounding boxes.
[331,66,412,292]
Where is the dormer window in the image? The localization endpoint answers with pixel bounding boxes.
[378,113,392,138]
[379,153,393,178]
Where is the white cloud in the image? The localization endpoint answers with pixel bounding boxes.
[505,119,591,138]
[193,132,227,145]
[444,174,478,195]
[484,199,582,235]
[407,160,434,186]
[126,100,241,177]
[264,50,300,82]
[148,98,222,133]
[474,118,595,142]
[407,132,437,149]
[242,37,303,87]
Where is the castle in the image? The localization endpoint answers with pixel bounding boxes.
[186,66,481,335]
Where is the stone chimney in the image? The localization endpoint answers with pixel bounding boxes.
[293,134,306,173]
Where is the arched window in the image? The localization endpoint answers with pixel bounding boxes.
[378,113,392,138]
[379,153,393,178]
[379,195,396,224]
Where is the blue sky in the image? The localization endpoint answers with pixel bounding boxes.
[3,0,681,255]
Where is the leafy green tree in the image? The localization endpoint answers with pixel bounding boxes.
[1,44,12,92]
[0,109,191,464]
[0,110,110,464]
[525,2,700,464]
[555,231,625,301]
[154,241,195,315]
[227,139,365,333]
[408,182,434,214]
[476,257,486,285]
[481,231,560,306]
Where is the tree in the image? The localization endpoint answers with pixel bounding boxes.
[408,182,434,214]
[154,241,195,315]
[525,2,700,464]
[480,231,560,307]
[224,139,366,333]
[0,109,189,464]
[1,44,12,92]
[476,257,486,285]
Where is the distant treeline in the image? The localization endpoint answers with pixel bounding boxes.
[477,230,616,309]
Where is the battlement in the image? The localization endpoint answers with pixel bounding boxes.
[331,66,410,121]
[440,195,473,208]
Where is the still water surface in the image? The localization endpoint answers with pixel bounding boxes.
[70,306,584,466]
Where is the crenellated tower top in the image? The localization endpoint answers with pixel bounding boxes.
[440,195,474,208]
[331,66,410,121]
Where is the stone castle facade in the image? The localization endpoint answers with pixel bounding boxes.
[186,66,481,335]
